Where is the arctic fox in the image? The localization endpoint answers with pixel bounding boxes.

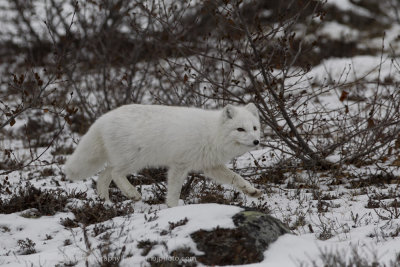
[64,103,262,207]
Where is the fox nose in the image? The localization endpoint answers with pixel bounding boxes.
[253,140,259,146]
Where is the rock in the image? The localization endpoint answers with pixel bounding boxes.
[20,208,41,218]
[190,210,290,266]
[232,210,290,249]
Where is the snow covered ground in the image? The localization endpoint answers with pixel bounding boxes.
[1,142,400,266]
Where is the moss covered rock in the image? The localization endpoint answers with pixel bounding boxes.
[191,210,290,266]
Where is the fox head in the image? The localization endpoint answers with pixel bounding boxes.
[219,103,261,153]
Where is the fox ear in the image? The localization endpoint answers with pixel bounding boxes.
[245,103,259,118]
[222,104,236,121]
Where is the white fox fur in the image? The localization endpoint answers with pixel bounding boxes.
[64,103,262,207]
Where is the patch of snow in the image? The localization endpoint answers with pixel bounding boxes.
[326,0,372,17]
[318,21,359,40]
[0,203,244,266]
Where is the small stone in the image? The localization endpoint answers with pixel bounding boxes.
[20,208,41,219]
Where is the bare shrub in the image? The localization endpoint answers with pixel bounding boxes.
[137,0,400,173]
[0,183,86,215]
[1,0,400,182]
[17,238,36,255]
[68,200,134,225]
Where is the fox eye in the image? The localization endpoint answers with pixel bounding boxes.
[237,128,245,132]
[253,126,257,131]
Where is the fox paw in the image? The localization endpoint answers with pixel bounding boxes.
[166,199,179,208]
[244,187,262,198]
[128,193,142,202]
[121,188,142,201]
[98,191,110,202]
[104,200,113,207]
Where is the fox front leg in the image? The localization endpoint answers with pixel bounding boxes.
[204,165,262,197]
